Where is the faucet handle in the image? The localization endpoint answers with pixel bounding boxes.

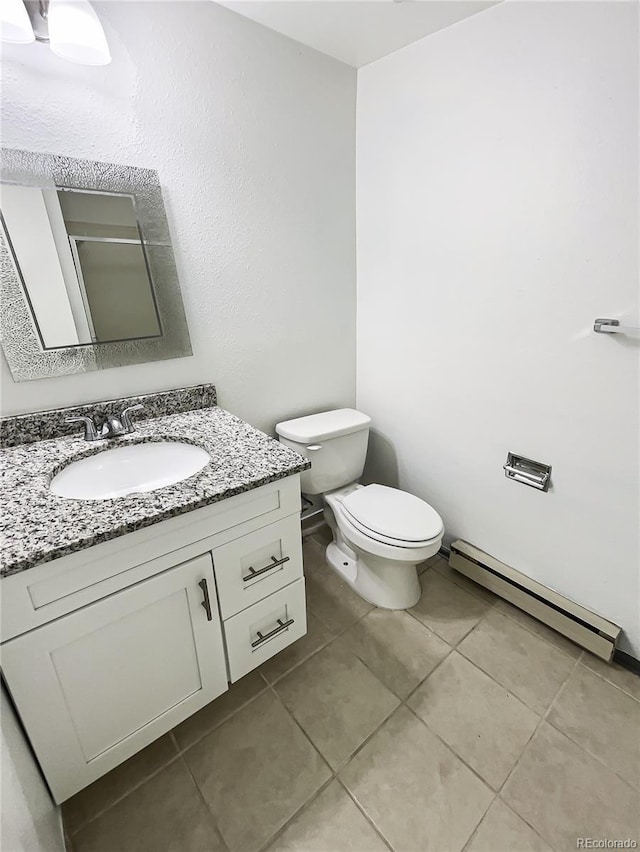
[65,416,100,442]
[121,404,144,433]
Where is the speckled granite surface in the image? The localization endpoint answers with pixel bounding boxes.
[0,383,217,447]
[0,405,310,577]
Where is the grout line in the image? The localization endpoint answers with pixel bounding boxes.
[270,671,400,779]
[496,796,559,852]
[431,560,499,607]
[577,650,640,704]
[487,655,583,851]
[542,722,640,794]
[180,753,231,852]
[259,631,337,688]
[255,776,336,852]
[401,646,454,704]
[490,603,582,663]
[454,617,574,718]
[265,681,335,774]
[404,603,482,651]
[66,749,184,837]
[172,681,270,756]
[336,776,396,852]
[401,699,499,795]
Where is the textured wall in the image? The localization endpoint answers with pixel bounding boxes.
[0,1,357,432]
[357,2,640,654]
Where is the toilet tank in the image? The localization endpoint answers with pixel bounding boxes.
[275,409,371,495]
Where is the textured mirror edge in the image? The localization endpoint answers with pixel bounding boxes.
[0,148,192,382]
[0,383,217,447]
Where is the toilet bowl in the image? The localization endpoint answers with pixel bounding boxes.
[275,409,445,610]
[323,484,443,608]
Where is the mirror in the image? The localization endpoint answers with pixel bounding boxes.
[2,186,162,348]
[0,149,192,382]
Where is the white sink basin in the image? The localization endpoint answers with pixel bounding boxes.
[50,441,211,500]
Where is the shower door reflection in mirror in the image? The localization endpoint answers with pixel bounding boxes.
[0,149,192,382]
[1,185,162,349]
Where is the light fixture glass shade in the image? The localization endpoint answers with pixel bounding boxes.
[48,0,111,66]
[1,0,35,44]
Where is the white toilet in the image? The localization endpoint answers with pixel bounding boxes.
[276,408,444,609]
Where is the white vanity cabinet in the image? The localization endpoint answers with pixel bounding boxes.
[0,475,306,803]
[1,554,227,802]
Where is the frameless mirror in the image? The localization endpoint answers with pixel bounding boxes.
[0,149,192,382]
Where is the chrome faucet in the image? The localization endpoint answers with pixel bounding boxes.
[66,404,145,441]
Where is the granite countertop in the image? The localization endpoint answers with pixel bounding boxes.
[0,405,310,578]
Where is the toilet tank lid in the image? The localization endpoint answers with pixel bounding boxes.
[275,409,371,443]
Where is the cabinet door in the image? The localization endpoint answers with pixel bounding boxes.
[1,554,227,803]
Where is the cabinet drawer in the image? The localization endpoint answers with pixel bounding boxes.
[213,514,303,619]
[224,578,306,682]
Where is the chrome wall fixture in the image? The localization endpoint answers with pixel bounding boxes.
[593,318,640,335]
[503,452,552,492]
[1,0,111,66]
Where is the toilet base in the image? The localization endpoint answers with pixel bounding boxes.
[325,540,422,610]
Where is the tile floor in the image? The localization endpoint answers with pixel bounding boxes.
[62,533,640,852]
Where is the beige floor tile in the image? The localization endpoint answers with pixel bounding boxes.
[432,560,497,605]
[274,640,400,769]
[267,780,388,852]
[493,598,582,659]
[185,691,331,852]
[466,799,553,852]
[503,722,640,852]
[418,554,444,575]
[341,608,451,698]
[458,611,575,714]
[581,652,640,701]
[409,652,539,789]
[173,669,266,750]
[303,539,373,633]
[73,759,223,852]
[62,734,177,834]
[340,707,493,852]
[409,570,493,645]
[548,665,640,788]
[260,611,334,683]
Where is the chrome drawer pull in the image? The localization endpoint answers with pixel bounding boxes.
[251,617,294,648]
[243,555,290,582]
[198,578,213,621]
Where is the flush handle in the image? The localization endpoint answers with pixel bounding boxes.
[198,578,213,621]
[243,555,290,582]
[306,445,322,452]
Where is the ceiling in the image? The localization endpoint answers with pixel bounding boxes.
[216,1,499,68]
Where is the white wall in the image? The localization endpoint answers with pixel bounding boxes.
[0,1,357,432]
[357,1,640,654]
[1,687,65,852]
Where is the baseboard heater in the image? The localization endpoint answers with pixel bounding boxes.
[448,540,621,662]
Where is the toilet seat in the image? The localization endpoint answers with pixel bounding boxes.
[341,484,444,547]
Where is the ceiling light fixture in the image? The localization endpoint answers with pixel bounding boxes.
[0,0,35,44]
[1,0,111,66]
